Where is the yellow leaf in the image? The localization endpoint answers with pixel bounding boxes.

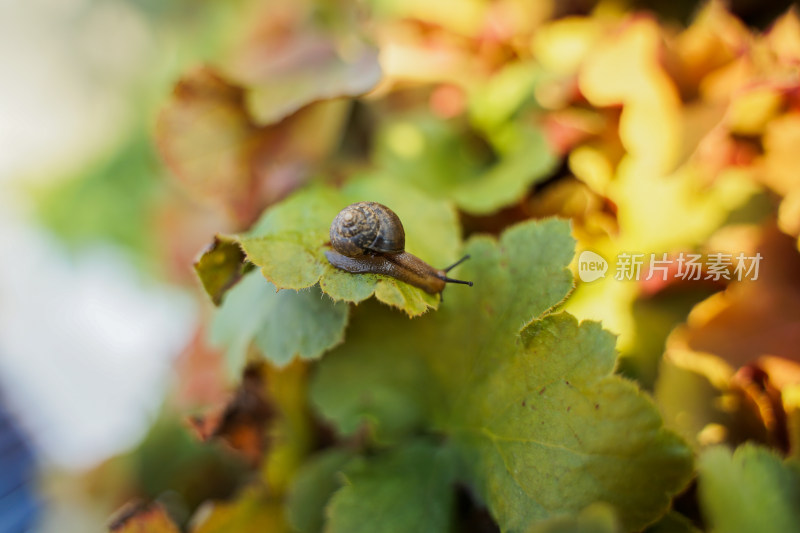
[532,17,604,74]
[727,87,784,135]
[762,113,800,196]
[767,8,800,64]
[579,17,682,172]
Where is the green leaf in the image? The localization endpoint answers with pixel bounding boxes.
[374,117,490,200]
[239,178,461,316]
[468,60,542,132]
[285,449,355,533]
[210,272,348,371]
[451,124,557,214]
[307,321,433,442]
[311,219,577,442]
[32,132,160,262]
[643,512,702,533]
[194,236,252,305]
[525,503,621,533]
[247,185,344,241]
[311,219,693,532]
[698,444,800,533]
[325,441,457,533]
[654,355,732,451]
[374,116,556,214]
[453,313,691,533]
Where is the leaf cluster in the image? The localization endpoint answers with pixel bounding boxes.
[102,0,800,532]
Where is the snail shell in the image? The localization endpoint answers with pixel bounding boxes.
[329,201,405,256]
[325,202,472,295]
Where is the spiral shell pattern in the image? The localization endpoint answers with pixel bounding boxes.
[330,202,405,257]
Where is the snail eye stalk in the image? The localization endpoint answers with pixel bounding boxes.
[444,254,471,273]
[441,277,473,286]
[438,254,473,290]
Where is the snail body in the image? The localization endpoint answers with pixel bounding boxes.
[325,202,472,295]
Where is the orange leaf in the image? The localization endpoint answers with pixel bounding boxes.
[187,364,275,466]
[109,501,180,533]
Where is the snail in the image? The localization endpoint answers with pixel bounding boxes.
[325,202,473,295]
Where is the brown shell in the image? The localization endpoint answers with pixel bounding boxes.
[329,202,405,257]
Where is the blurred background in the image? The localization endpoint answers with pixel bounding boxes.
[0,1,248,529]
[1,0,799,531]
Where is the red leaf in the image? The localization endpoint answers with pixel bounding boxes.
[187,364,275,466]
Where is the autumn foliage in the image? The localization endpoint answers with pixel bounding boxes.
[101,0,800,531]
